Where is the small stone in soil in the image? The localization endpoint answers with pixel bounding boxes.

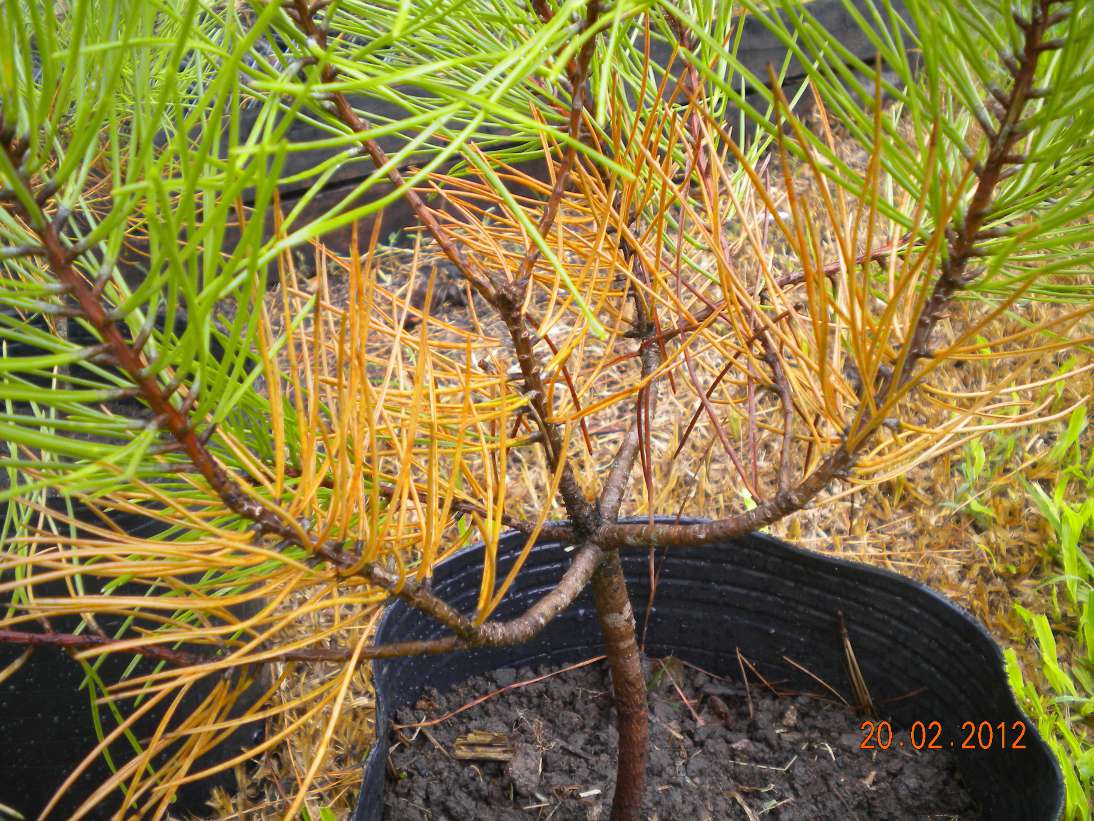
[385,657,980,820]
[506,743,542,797]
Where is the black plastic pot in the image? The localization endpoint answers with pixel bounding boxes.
[352,521,1064,820]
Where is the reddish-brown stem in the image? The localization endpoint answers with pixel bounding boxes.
[495,287,598,534]
[304,540,606,655]
[314,543,603,657]
[0,628,206,667]
[476,542,603,644]
[342,541,606,649]
[599,256,659,522]
[592,243,658,820]
[590,552,648,821]
[0,626,460,666]
[597,444,851,549]
[530,0,554,24]
[358,563,478,639]
[762,337,795,493]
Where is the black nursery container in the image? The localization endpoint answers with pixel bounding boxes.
[352,521,1064,821]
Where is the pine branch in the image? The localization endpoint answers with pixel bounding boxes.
[0,626,463,666]
[597,444,851,548]
[896,0,1067,387]
[592,0,1074,552]
[0,628,207,668]
[7,214,586,648]
[0,142,504,642]
[599,250,660,522]
[33,223,310,546]
[0,543,605,666]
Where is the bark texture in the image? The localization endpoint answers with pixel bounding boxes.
[591,552,649,821]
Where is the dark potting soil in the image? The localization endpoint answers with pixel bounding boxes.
[384,656,979,821]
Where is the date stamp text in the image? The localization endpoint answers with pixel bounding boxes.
[859,720,1027,751]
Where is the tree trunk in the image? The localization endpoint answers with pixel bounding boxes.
[591,550,648,821]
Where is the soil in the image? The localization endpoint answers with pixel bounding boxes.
[384,656,979,821]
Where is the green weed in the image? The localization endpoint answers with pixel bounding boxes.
[1008,404,1093,821]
